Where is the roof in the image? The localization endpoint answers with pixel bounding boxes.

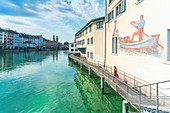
[75,16,105,35]
[0,28,4,31]
[70,42,75,44]
[3,29,20,34]
[43,38,50,41]
[20,33,42,39]
[24,41,37,45]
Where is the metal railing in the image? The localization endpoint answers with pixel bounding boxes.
[139,80,170,112]
[69,54,170,112]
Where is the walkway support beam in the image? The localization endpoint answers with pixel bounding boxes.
[101,76,104,94]
[89,67,92,77]
[122,100,128,113]
[80,63,83,70]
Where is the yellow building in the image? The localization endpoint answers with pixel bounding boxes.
[75,17,105,63]
[105,0,170,83]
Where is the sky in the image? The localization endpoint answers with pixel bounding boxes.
[0,0,105,43]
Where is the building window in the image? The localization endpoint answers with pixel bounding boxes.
[82,39,85,45]
[71,49,74,52]
[119,4,121,15]
[0,34,2,36]
[83,30,84,36]
[86,28,88,34]
[115,1,126,17]
[75,49,78,51]
[91,37,93,44]
[78,48,86,54]
[137,0,142,3]
[116,2,122,17]
[90,52,93,59]
[87,38,89,45]
[112,37,118,54]
[108,12,111,22]
[96,21,103,29]
[87,51,89,58]
[167,30,170,61]
[75,44,76,47]
[89,25,92,32]
[111,10,114,20]
[71,44,73,47]
[116,6,119,17]
[109,0,113,4]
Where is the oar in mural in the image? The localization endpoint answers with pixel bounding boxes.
[130,23,163,48]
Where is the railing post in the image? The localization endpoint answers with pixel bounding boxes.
[89,67,92,77]
[156,83,159,113]
[123,100,128,113]
[101,76,104,94]
[126,85,128,101]
[80,63,83,70]
[139,86,141,113]
[150,84,152,99]
[124,72,126,82]
[134,77,136,88]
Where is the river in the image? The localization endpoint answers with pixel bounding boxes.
[0,50,137,113]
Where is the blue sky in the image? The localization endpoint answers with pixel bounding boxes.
[0,0,105,43]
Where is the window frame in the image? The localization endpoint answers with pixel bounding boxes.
[87,51,89,58]
[87,38,89,45]
[165,29,170,64]
[90,52,93,59]
[112,37,118,54]
[137,0,144,4]
[89,25,92,32]
[96,21,103,29]
[91,37,93,44]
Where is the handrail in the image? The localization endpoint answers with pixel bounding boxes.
[91,58,149,85]
[84,56,150,85]
[69,54,170,112]
[139,80,170,87]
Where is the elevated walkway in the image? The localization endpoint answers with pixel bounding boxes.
[69,54,170,113]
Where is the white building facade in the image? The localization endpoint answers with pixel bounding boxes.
[69,43,79,53]
[105,0,170,83]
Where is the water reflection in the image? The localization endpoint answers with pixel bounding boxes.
[0,51,59,71]
[69,60,137,113]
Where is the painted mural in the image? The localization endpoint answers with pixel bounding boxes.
[112,15,164,58]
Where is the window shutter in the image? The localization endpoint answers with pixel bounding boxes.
[105,14,109,23]
[121,0,126,13]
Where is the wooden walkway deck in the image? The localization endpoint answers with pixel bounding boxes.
[68,54,158,111]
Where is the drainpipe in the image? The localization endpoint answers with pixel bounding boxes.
[104,0,107,67]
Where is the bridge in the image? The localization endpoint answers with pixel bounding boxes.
[69,54,170,113]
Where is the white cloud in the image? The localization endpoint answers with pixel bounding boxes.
[0,0,104,42]
[6,1,18,8]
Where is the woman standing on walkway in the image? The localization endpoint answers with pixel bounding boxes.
[112,66,119,84]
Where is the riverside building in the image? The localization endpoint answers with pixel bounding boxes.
[0,28,4,49]
[3,30,15,49]
[105,0,170,83]
[75,17,105,62]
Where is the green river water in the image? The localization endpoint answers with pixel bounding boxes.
[0,50,137,113]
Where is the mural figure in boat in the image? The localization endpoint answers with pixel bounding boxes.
[112,15,164,58]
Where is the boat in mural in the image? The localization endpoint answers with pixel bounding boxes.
[119,34,160,50]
